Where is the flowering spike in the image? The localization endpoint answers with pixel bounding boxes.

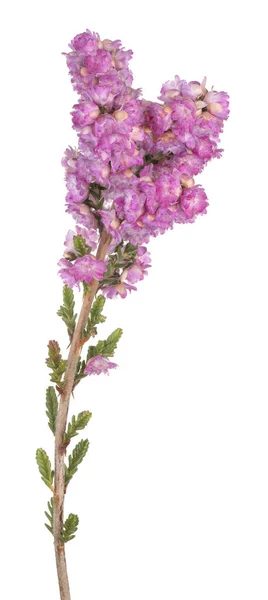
[37,29,229,599]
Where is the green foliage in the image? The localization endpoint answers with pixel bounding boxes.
[86,327,123,361]
[64,411,92,442]
[87,182,106,207]
[82,295,106,339]
[100,241,138,285]
[45,499,79,542]
[100,328,123,356]
[86,344,100,361]
[36,448,54,489]
[46,340,67,389]
[45,386,58,435]
[57,285,77,339]
[91,295,106,323]
[73,356,87,389]
[65,439,90,486]
[73,234,90,257]
[44,497,54,535]
[60,513,79,543]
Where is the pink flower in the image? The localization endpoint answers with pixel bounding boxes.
[144,102,173,137]
[89,85,115,107]
[180,79,207,100]
[204,90,230,120]
[122,246,151,284]
[58,258,77,288]
[98,209,122,243]
[193,136,219,161]
[72,102,100,129]
[73,255,107,284]
[179,185,208,220]
[85,355,117,376]
[103,282,137,299]
[70,30,100,53]
[65,173,89,203]
[171,98,196,131]
[84,50,113,75]
[76,153,110,186]
[154,170,181,208]
[58,255,107,288]
[159,75,184,102]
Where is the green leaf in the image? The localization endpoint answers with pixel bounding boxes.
[73,357,87,388]
[86,344,98,362]
[86,328,123,363]
[45,386,58,435]
[94,339,106,355]
[91,295,106,323]
[64,411,92,442]
[61,513,79,543]
[82,295,106,339]
[103,328,123,356]
[44,497,54,536]
[65,439,90,486]
[36,448,53,489]
[86,341,101,361]
[63,285,74,311]
[46,340,61,368]
[99,242,138,288]
[46,340,67,388]
[57,285,77,339]
[73,235,89,257]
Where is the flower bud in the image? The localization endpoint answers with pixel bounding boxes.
[81,126,91,135]
[163,105,173,114]
[181,175,195,188]
[110,217,121,229]
[123,168,134,178]
[80,67,88,77]
[114,110,128,121]
[207,102,223,115]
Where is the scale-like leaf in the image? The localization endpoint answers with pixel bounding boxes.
[45,386,58,434]
[102,328,123,356]
[36,448,53,489]
[46,341,67,388]
[61,513,79,543]
[73,234,89,256]
[85,328,123,363]
[57,285,77,338]
[65,439,89,486]
[44,497,54,535]
[91,295,106,323]
[65,411,92,442]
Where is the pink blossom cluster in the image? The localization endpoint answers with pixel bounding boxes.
[59,28,229,302]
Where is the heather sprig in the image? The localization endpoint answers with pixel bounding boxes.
[36,28,229,600]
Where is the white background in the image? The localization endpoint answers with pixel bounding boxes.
[1,1,267,598]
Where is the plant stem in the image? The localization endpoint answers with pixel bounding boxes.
[53,229,111,600]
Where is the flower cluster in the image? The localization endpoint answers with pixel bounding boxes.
[61,29,229,253]
[58,29,229,373]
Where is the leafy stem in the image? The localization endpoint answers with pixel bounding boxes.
[52,229,111,600]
